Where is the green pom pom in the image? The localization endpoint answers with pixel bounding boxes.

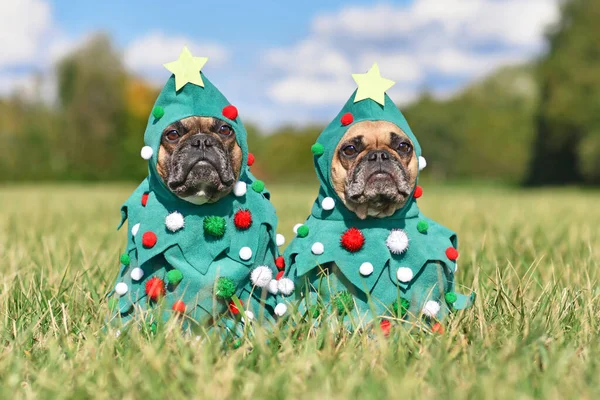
[233,339,242,349]
[417,220,429,233]
[445,292,457,304]
[309,304,321,318]
[216,277,236,299]
[297,225,309,238]
[251,180,265,192]
[108,298,118,312]
[152,106,164,119]
[392,298,410,317]
[334,291,354,315]
[204,216,226,237]
[311,143,324,156]
[120,253,130,266]
[167,269,183,285]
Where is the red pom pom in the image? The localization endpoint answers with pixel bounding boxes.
[172,300,186,313]
[432,322,445,334]
[275,256,285,270]
[222,105,238,120]
[234,209,252,230]
[247,153,255,166]
[340,112,354,126]
[145,277,165,300]
[414,185,423,199]
[141,192,149,206]
[340,227,365,252]
[380,319,391,336]
[229,299,243,315]
[446,247,459,261]
[142,231,157,248]
[276,270,284,280]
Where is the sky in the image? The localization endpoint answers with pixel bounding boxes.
[0,0,560,129]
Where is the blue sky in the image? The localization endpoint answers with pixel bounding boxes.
[1,0,559,129]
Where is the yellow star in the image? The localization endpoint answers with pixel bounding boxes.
[163,46,209,91]
[352,63,395,105]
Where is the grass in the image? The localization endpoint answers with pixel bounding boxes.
[1,183,599,399]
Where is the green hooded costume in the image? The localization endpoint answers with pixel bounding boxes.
[108,48,290,330]
[284,64,474,329]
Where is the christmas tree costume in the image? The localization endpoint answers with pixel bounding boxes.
[284,64,474,329]
[108,47,290,331]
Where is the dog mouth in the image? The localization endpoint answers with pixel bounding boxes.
[167,157,234,193]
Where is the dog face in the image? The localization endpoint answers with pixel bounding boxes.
[330,120,418,219]
[157,116,243,204]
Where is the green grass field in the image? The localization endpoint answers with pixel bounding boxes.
[1,183,599,399]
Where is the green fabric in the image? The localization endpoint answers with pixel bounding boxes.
[109,72,283,329]
[284,90,473,327]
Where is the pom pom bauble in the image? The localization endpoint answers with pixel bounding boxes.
[120,253,130,266]
[417,220,429,233]
[244,310,254,321]
[165,211,185,232]
[396,267,413,282]
[250,266,272,287]
[233,209,252,230]
[359,262,373,276]
[334,291,354,315]
[274,303,287,316]
[311,143,324,156]
[115,282,128,296]
[216,277,236,299]
[233,181,247,197]
[239,246,253,261]
[267,279,279,294]
[142,231,157,248]
[141,193,149,206]
[380,319,391,336]
[141,146,153,160]
[130,267,144,281]
[172,300,186,313]
[167,269,183,285]
[275,256,285,270]
[311,242,325,255]
[340,112,354,126]
[296,225,309,238]
[152,106,165,119]
[278,278,295,296]
[293,223,302,234]
[414,186,423,199]
[222,105,238,120]
[203,216,226,237]
[445,292,457,304]
[392,298,410,317]
[228,299,243,314]
[340,227,365,252]
[432,322,445,334]
[131,223,140,237]
[276,234,285,246]
[422,301,440,317]
[321,197,335,210]
[276,270,284,280]
[247,153,255,166]
[386,229,409,254]
[418,156,427,171]
[446,247,459,261]
[145,277,165,300]
[251,180,265,193]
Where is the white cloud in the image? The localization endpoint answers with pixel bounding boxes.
[124,32,230,83]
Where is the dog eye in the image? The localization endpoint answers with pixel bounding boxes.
[165,130,180,142]
[342,145,358,157]
[219,125,233,136]
[397,142,412,154]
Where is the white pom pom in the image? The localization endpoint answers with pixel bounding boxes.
[140,146,153,160]
[386,229,409,254]
[274,303,287,316]
[293,223,303,234]
[239,246,253,261]
[311,242,324,255]
[250,266,272,287]
[321,197,335,211]
[115,329,122,338]
[276,233,286,247]
[359,262,374,276]
[115,282,128,296]
[418,156,427,171]
[233,181,247,197]
[130,267,144,281]
[267,279,279,294]
[131,223,140,237]
[244,310,254,321]
[165,211,184,232]
[396,267,413,282]
[278,278,295,296]
[422,300,441,317]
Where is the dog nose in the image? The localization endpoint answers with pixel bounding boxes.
[366,150,390,162]
[190,134,216,149]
